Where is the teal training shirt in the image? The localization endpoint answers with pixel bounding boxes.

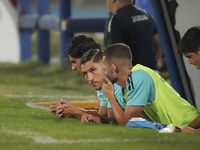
[101,83,126,109]
[126,64,199,128]
[126,69,156,106]
[100,93,108,107]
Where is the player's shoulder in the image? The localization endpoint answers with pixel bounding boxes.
[127,69,153,91]
[130,69,151,80]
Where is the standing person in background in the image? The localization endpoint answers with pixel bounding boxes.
[104,0,163,71]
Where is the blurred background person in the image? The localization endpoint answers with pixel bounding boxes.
[104,0,163,72]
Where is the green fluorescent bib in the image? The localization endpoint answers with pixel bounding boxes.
[130,64,199,128]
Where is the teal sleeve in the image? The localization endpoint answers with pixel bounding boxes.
[107,101,112,109]
[107,83,126,109]
[126,70,155,106]
[100,94,108,107]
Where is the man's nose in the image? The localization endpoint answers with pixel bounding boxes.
[72,64,77,71]
[87,73,93,81]
[188,58,193,64]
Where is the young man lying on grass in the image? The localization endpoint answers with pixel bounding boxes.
[51,48,126,121]
[50,35,126,119]
[175,26,200,132]
[81,43,200,131]
[50,35,108,118]
[178,26,200,70]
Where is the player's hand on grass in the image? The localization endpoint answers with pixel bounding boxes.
[50,101,62,114]
[56,99,82,118]
[81,114,100,123]
[55,104,66,118]
[174,126,196,133]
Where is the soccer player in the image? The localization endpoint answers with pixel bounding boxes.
[80,49,125,120]
[50,35,108,118]
[178,26,200,69]
[175,26,200,132]
[82,43,200,130]
[52,48,126,120]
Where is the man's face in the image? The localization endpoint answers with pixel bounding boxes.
[102,56,117,83]
[81,60,105,90]
[106,0,113,13]
[69,56,82,75]
[184,50,200,69]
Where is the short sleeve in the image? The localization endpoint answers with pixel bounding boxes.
[100,94,108,107]
[97,89,103,100]
[126,70,155,106]
[107,83,126,109]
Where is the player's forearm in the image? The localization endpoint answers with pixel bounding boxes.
[107,94,126,125]
[188,115,200,129]
[179,126,200,133]
[100,117,117,124]
[73,109,98,119]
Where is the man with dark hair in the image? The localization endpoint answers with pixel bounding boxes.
[55,49,126,120]
[67,35,101,75]
[175,26,200,133]
[82,43,200,130]
[104,0,163,71]
[178,26,200,69]
[80,49,125,120]
[50,35,107,118]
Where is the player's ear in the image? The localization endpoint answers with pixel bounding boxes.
[197,48,200,55]
[111,64,117,73]
[112,0,117,4]
[115,66,119,73]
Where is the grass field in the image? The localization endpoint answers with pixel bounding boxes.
[0,61,200,150]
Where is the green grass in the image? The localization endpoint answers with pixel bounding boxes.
[0,98,200,150]
[0,62,199,150]
[0,61,97,103]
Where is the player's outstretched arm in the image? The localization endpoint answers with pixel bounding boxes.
[175,126,200,133]
[52,99,108,119]
[55,99,99,119]
[81,113,117,124]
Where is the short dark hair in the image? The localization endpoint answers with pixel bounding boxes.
[178,26,200,54]
[80,49,103,65]
[118,0,134,4]
[67,35,101,58]
[103,43,132,62]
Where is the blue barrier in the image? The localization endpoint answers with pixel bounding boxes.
[59,0,71,66]
[135,0,186,99]
[135,0,153,16]
[18,0,106,66]
[19,0,32,62]
[38,0,50,65]
[150,0,185,98]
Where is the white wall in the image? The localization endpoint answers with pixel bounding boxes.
[0,0,20,63]
[175,0,200,111]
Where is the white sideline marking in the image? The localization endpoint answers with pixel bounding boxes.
[26,103,50,111]
[5,94,97,99]
[26,103,97,112]
[1,127,200,144]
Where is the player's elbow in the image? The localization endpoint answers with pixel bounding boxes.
[117,120,128,126]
